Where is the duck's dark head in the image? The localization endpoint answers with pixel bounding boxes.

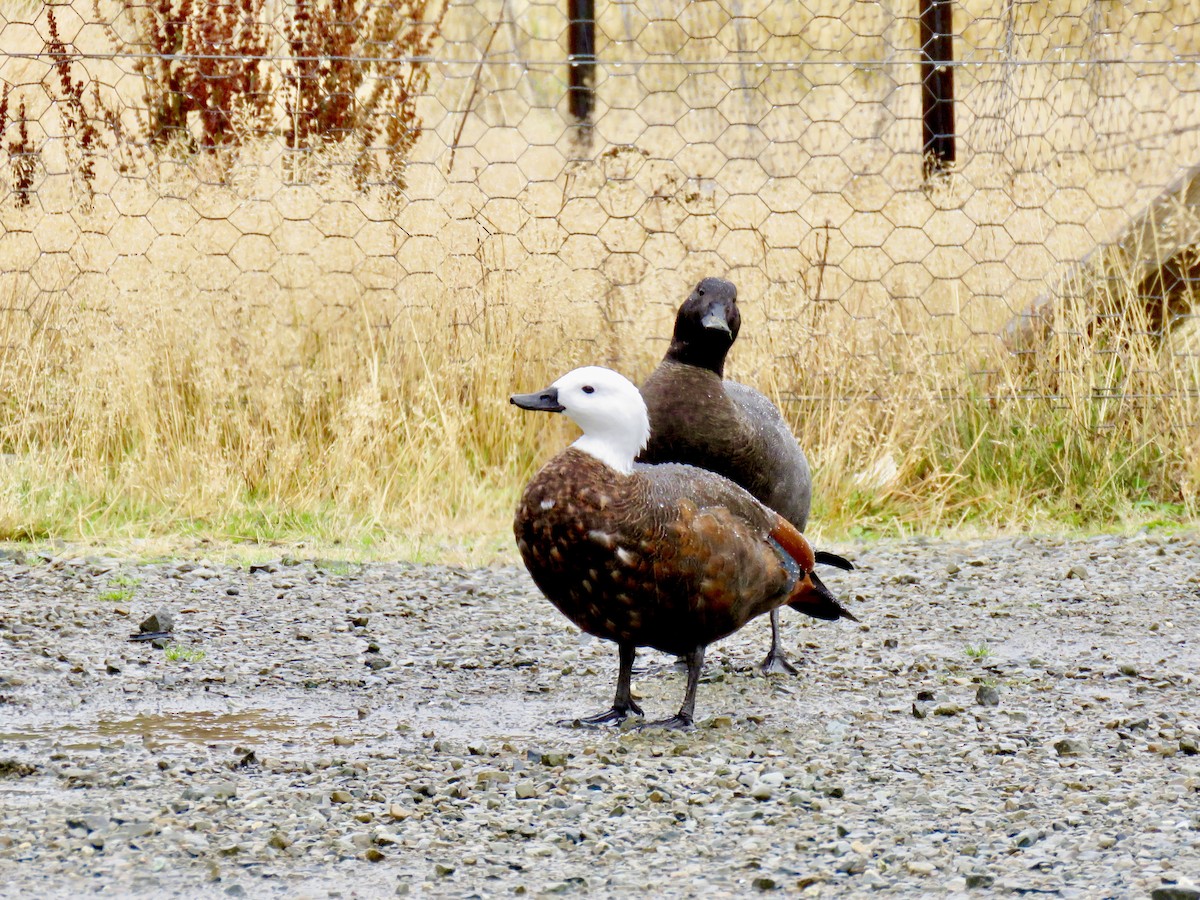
[665,277,740,376]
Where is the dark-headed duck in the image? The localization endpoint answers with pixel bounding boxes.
[640,277,841,675]
[511,366,856,728]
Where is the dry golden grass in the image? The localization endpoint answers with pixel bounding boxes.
[0,233,1196,565]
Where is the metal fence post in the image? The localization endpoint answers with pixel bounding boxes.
[920,0,956,179]
[568,0,595,122]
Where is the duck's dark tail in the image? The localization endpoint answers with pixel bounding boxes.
[815,550,855,571]
[767,518,858,623]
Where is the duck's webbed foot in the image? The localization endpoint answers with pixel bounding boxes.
[637,645,705,731]
[760,609,800,676]
[558,700,644,728]
[559,642,643,727]
[760,647,800,676]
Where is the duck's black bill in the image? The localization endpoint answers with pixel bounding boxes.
[510,387,564,412]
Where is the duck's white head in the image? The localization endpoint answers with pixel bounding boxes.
[510,366,650,474]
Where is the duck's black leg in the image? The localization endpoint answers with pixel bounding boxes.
[760,609,800,675]
[559,642,643,727]
[643,645,705,729]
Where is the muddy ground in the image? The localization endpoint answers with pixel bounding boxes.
[1,533,1199,898]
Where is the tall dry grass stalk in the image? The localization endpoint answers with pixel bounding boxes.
[0,276,584,559]
[0,251,1195,563]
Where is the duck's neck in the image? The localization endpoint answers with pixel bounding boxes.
[665,341,728,378]
[570,424,648,476]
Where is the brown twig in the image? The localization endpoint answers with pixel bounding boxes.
[447,16,503,176]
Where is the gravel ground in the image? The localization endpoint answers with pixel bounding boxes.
[1,532,1199,899]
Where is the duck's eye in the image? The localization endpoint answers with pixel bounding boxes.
[582,385,595,394]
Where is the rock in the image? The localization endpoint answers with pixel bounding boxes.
[365,657,391,671]
[0,760,37,778]
[1066,565,1088,579]
[1180,738,1198,755]
[933,703,963,716]
[912,702,929,720]
[1151,889,1200,900]
[66,814,109,833]
[1117,663,1138,676]
[975,685,999,706]
[751,876,778,890]
[139,609,175,634]
[1054,739,1087,757]
[1013,828,1041,848]
[966,874,995,889]
[750,782,774,801]
[836,854,866,875]
[330,790,353,804]
[267,833,291,850]
[181,783,237,801]
[515,780,538,800]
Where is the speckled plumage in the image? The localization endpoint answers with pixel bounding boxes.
[515,448,827,657]
[511,366,854,726]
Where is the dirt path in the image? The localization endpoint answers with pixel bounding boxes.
[1,533,1199,898]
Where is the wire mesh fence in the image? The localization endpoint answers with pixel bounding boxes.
[2,0,1200,415]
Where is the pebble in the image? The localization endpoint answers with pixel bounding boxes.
[515,781,539,800]
[1151,889,1200,900]
[975,685,1000,706]
[139,609,176,634]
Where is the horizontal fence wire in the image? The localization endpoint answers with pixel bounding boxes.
[5,52,1200,66]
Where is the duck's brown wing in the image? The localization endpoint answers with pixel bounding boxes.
[633,464,796,623]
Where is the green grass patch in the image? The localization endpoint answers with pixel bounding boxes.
[965,642,994,661]
[164,644,206,663]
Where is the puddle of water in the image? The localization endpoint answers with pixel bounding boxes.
[0,710,334,750]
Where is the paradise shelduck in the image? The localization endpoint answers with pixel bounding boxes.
[639,276,849,675]
[511,366,857,728]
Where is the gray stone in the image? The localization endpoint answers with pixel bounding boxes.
[1054,739,1087,757]
[975,685,1000,706]
[139,609,175,634]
